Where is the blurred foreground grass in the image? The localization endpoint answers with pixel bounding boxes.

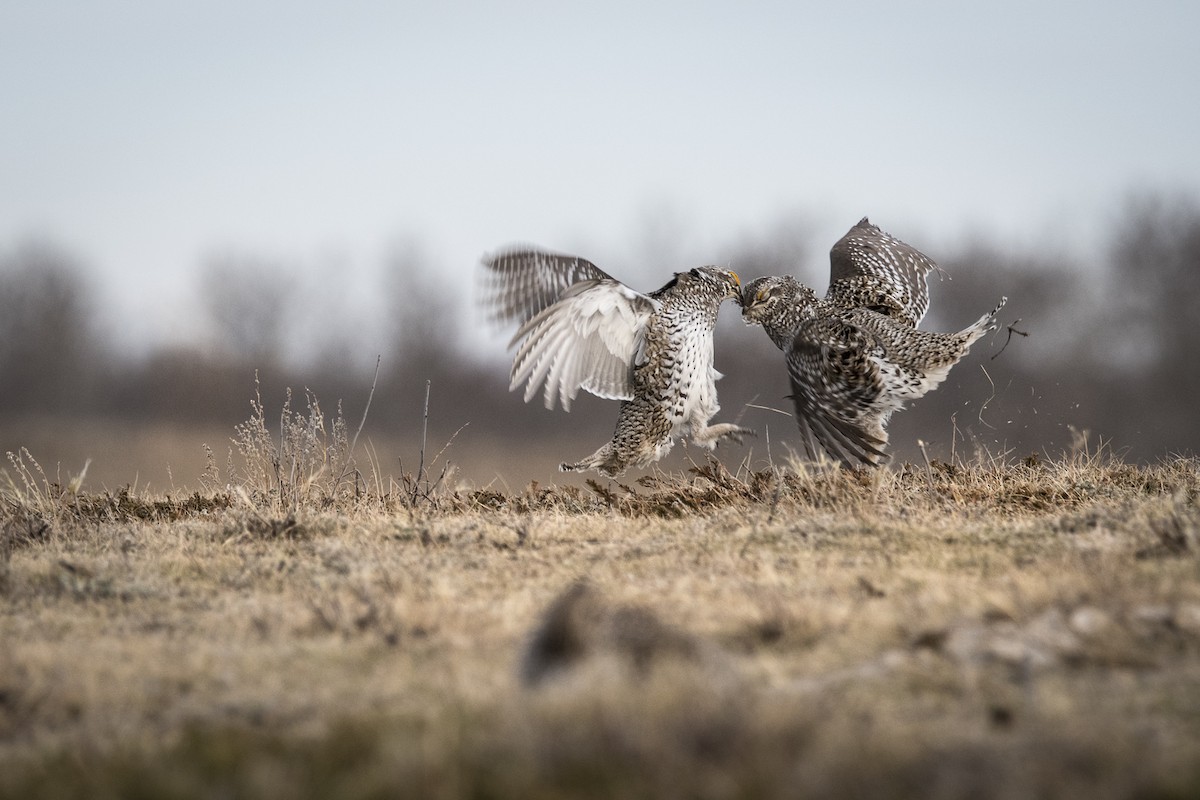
[3,421,1200,798]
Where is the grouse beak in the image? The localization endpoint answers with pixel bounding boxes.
[739,285,761,318]
[727,270,741,303]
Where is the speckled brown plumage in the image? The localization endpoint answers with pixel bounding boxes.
[741,218,1006,466]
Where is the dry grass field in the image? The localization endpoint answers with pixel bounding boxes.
[3,396,1200,799]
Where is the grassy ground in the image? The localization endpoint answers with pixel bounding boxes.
[3,413,1200,798]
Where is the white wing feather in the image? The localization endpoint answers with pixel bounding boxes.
[510,279,658,411]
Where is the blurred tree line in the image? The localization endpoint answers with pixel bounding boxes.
[1,191,1197,477]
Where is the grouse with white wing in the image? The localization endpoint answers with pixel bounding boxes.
[482,248,752,476]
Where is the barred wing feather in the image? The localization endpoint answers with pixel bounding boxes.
[510,279,658,411]
[481,247,616,328]
[826,217,939,328]
[785,318,889,466]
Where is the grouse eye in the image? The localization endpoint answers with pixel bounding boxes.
[756,288,769,302]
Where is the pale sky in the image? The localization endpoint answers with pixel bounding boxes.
[3,1,1197,355]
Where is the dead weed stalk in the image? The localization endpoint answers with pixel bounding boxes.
[210,373,365,513]
[396,380,467,512]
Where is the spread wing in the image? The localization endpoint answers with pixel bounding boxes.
[480,246,618,328]
[510,278,659,411]
[786,316,890,466]
[825,217,940,328]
